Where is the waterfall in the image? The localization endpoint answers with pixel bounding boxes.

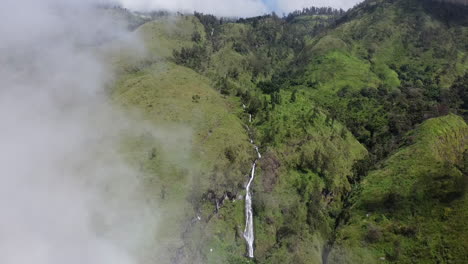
[244,162,256,258]
[244,112,261,258]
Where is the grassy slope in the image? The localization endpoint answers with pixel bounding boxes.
[329,114,468,263]
[252,89,368,263]
[189,15,370,263]
[110,15,255,264]
[286,0,468,147]
[206,22,259,95]
[220,1,467,262]
[132,14,371,263]
[139,16,205,58]
[295,2,468,262]
[205,19,289,93]
[307,0,468,89]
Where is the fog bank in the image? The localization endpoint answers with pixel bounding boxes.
[0,1,159,263]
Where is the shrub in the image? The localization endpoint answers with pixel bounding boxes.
[365,224,382,243]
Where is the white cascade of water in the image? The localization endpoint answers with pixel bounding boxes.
[244,162,256,258]
[243,111,261,258]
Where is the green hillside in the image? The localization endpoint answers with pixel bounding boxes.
[328,114,468,263]
[108,15,257,264]
[107,0,468,263]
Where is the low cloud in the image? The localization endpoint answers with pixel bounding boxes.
[0,0,161,263]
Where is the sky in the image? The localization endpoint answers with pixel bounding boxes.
[117,0,364,17]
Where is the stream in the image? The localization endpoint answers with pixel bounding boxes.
[243,111,261,259]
